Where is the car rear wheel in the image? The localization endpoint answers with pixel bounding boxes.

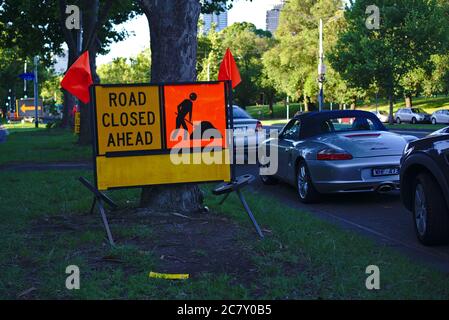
[432,118,437,125]
[396,117,401,124]
[411,117,417,124]
[413,173,449,246]
[297,160,320,203]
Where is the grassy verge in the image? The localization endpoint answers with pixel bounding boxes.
[248,96,449,125]
[1,169,449,299]
[385,123,447,131]
[0,124,91,165]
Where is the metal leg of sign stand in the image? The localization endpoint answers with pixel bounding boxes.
[236,189,264,239]
[97,198,115,246]
[79,177,118,246]
[214,174,264,239]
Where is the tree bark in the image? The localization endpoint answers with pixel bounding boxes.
[388,92,394,125]
[303,96,310,112]
[78,0,101,145]
[139,0,204,213]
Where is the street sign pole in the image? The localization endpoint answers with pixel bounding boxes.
[33,56,39,128]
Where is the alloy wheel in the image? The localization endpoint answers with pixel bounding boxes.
[414,183,427,237]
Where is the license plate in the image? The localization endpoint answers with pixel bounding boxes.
[372,167,399,177]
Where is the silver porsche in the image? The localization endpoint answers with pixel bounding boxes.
[259,110,417,203]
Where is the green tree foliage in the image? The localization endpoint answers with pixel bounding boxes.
[97,48,151,84]
[197,22,274,107]
[329,0,449,122]
[263,0,345,111]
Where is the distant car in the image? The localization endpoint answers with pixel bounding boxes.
[232,105,263,154]
[395,108,431,124]
[259,110,417,203]
[431,109,449,124]
[371,110,389,123]
[400,132,449,245]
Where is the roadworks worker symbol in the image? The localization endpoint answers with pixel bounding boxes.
[164,83,227,149]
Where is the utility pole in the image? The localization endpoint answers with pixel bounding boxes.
[24,62,27,98]
[33,56,39,128]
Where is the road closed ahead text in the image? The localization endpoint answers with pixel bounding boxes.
[95,86,162,155]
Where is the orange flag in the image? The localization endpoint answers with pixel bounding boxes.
[61,51,93,104]
[218,48,242,89]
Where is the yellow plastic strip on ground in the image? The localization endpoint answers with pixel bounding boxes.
[96,150,231,191]
[149,272,189,280]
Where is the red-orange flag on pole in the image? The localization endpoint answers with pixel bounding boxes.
[61,51,93,104]
[218,48,242,89]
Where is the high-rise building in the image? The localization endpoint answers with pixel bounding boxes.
[266,1,285,35]
[202,11,228,34]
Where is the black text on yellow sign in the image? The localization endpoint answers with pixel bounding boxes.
[94,85,162,155]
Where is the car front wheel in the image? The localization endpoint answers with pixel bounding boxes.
[411,117,417,124]
[297,160,320,203]
[396,117,401,124]
[413,173,449,246]
[432,118,437,125]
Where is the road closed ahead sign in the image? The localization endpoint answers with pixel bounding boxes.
[94,85,162,155]
[92,82,231,191]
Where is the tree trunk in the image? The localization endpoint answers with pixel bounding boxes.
[268,94,274,118]
[350,96,357,110]
[303,96,310,112]
[405,95,413,108]
[78,0,100,145]
[139,0,203,213]
[389,92,394,125]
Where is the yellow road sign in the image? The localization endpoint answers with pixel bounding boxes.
[94,85,162,155]
[91,82,232,191]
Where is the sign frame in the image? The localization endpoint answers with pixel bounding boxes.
[90,80,234,191]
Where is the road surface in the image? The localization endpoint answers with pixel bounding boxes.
[235,126,449,272]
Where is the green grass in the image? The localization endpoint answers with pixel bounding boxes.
[1,168,449,299]
[0,124,91,165]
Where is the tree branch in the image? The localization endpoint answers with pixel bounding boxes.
[84,0,114,52]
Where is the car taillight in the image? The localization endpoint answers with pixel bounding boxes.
[317,148,353,161]
[256,121,263,132]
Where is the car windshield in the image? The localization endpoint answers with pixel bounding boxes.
[411,108,427,114]
[233,107,251,119]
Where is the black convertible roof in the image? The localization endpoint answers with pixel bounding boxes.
[292,110,387,139]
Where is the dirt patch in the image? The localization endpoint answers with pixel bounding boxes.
[30,208,260,282]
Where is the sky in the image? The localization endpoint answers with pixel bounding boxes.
[96,0,283,66]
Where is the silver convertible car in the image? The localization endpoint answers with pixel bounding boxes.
[259,110,417,203]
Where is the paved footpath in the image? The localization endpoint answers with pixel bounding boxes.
[0,125,8,143]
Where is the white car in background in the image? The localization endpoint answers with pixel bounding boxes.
[232,105,263,156]
[371,110,389,123]
[431,109,449,124]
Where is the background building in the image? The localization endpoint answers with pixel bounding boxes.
[266,1,285,35]
[202,11,228,34]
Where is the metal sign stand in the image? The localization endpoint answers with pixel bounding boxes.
[79,177,117,246]
[213,174,264,239]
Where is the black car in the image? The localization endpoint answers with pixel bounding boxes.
[400,129,449,245]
